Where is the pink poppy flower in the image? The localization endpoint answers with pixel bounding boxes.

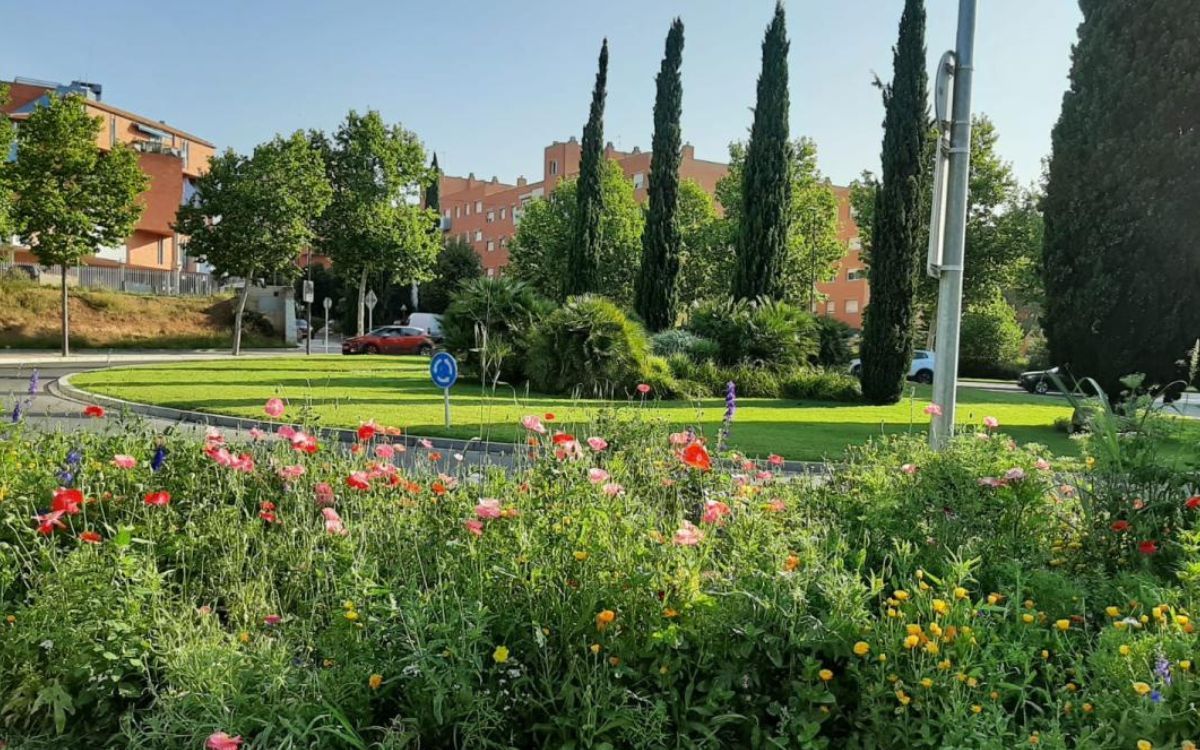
[206,732,244,750]
[264,398,285,418]
[35,510,66,536]
[144,490,171,507]
[731,474,748,488]
[901,463,918,475]
[418,438,434,450]
[701,500,731,525]
[1035,458,1051,471]
[755,470,773,482]
[768,454,784,466]
[601,482,624,496]
[464,519,484,537]
[230,453,255,473]
[111,454,137,469]
[277,464,306,480]
[204,426,224,446]
[249,427,267,441]
[983,416,999,429]
[474,498,502,520]
[313,482,335,507]
[374,444,396,459]
[264,614,282,626]
[587,437,609,452]
[764,498,786,513]
[346,472,370,491]
[673,520,704,547]
[924,404,943,417]
[521,415,547,434]
[1004,467,1026,482]
[587,467,610,484]
[277,425,296,440]
[437,473,459,490]
[289,431,319,454]
[668,431,692,446]
[322,507,347,536]
[636,383,651,395]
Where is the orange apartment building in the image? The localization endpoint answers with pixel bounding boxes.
[2,76,214,272]
[438,137,871,328]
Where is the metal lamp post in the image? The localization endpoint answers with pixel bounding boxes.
[928,0,979,449]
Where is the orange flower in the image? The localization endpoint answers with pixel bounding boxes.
[596,609,616,631]
[680,442,712,471]
[784,554,800,572]
[431,482,447,496]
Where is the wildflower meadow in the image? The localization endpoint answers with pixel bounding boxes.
[1,390,1199,749]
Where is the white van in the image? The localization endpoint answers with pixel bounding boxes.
[404,312,444,342]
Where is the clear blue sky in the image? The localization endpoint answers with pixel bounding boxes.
[1,0,1080,187]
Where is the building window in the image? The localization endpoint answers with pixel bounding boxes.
[444,209,450,218]
[500,207,507,220]
[474,200,483,213]
[486,240,495,253]
[848,237,862,251]
[465,203,471,215]
[847,268,867,282]
[455,206,460,218]
[486,210,495,223]
[633,172,645,189]
[157,237,165,266]
[549,160,558,175]
[474,230,482,242]
[845,299,860,314]
[826,300,837,314]
[109,115,117,145]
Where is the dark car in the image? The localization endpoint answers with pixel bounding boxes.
[1018,366,1074,395]
[342,326,435,356]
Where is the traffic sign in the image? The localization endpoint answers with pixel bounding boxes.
[430,352,458,388]
[322,297,332,310]
[365,289,378,309]
[302,280,314,303]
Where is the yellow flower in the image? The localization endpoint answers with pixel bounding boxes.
[878,654,888,663]
[1132,681,1151,696]
[1029,733,1040,745]
[1024,599,1035,609]
[1140,614,1150,624]
[1082,702,1093,713]
[573,550,589,561]
[932,599,949,615]
[967,677,979,688]
[590,643,602,655]
[971,704,982,714]
[904,634,920,649]
[1181,742,1196,750]
[238,631,250,644]
[1065,682,1077,693]
[343,600,355,610]
[595,609,616,631]
[915,569,925,580]
[924,642,940,655]
[895,690,911,706]
[954,587,968,601]
[819,669,834,682]
[929,622,943,638]
[608,656,621,667]
[663,608,679,618]
[1115,621,1128,630]
[492,645,509,664]
[918,580,931,591]
[1022,614,1035,624]
[906,623,923,636]
[1119,645,1132,656]
[853,641,871,657]
[1136,741,1151,750]
[886,607,899,618]
[345,610,359,622]
[1041,650,1050,660]
[894,590,909,602]
[990,690,1000,701]
[368,673,383,690]
[1177,615,1190,626]
[986,593,1001,605]
[937,659,952,671]
[1106,606,1121,618]
[1055,619,1070,632]
[1180,660,1192,671]
[323,658,335,668]
[4,615,14,624]
[920,678,933,688]
[1085,456,1096,469]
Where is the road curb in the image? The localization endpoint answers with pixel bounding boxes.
[50,369,830,475]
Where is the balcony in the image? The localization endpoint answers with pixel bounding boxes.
[133,139,182,158]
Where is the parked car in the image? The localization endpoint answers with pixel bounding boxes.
[342,326,435,356]
[1018,365,1092,396]
[294,319,310,341]
[849,350,936,384]
[405,313,444,343]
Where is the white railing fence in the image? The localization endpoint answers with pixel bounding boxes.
[1,262,216,297]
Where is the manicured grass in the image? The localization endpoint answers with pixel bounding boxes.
[72,355,1081,461]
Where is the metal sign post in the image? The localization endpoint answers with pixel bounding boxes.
[322,297,332,352]
[429,352,458,428]
[929,0,979,450]
[365,289,378,332]
[302,280,314,356]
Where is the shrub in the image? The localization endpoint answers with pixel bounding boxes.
[650,329,706,358]
[443,276,552,384]
[959,293,1024,378]
[781,369,862,402]
[688,297,817,367]
[812,316,856,368]
[526,295,655,396]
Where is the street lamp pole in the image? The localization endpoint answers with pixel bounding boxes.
[304,248,313,356]
[929,0,978,449]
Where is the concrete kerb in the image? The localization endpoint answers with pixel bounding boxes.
[50,367,831,476]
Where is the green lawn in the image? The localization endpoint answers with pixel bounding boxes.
[72,355,1080,461]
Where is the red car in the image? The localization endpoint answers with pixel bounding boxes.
[342,326,435,356]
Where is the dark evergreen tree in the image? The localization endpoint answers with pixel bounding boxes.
[426,152,441,214]
[730,2,791,302]
[1043,0,1200,397]
[634,19,686,331]
[859,0,928,405]
[567,39,609,296]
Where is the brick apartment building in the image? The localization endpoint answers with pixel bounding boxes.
[2,77,214,272]
[438,138,870,327]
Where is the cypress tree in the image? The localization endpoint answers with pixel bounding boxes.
[731,2,791,302]
[635,19,686,331]
[567,39,609,296]
[859,0,928,405]
[1043,0,1200,397]
[427,152,440,214]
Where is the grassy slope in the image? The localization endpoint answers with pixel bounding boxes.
[73,356,1083,461]
[0,280,285,349]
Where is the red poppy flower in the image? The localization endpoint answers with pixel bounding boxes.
[552,433,576,445]
[83,404,106,418]
[1138,540,1159,555]
[428,452,443,462]
[680,442,712,471]
[1187,496,1200,510]
[52,488,84,515]
[79,530,102,544]
[431,481,447,496]
[1110,520,1130,533]
[544,413,556,421]
[357,421,378,442]
[144,490,171,507]
[346,472,370,491]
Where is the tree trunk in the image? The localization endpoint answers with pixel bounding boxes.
[356,267,368,337]
[232,279,252,356]
[60,266,70,357]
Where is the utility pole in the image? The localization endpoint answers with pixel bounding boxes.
[929,0,978,449]
[304,247,313,356]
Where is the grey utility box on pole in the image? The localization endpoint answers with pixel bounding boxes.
[929,0,978,450]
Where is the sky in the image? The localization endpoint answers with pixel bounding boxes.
[0,0,1081,188]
